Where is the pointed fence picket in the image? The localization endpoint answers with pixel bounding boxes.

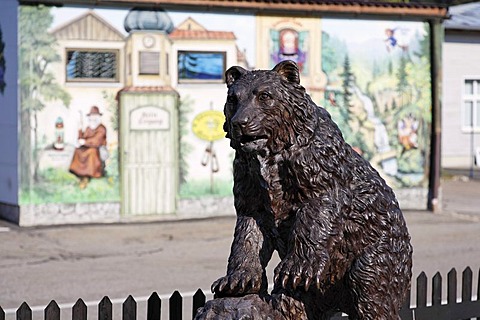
[72,299,86,320]
[98,297,112,320]
[122,296,136,320]
[2,267,480,320]
[414,267,480,320]
[146,293,161,320]
[44,301,60,320]
[191,290,205,320]
[16,303,31,320]
[169,292,182,320]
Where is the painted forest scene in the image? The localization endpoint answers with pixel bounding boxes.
[321,19,431,188]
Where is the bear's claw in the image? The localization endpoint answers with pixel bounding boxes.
[212,269,263,297]
[274,255,326,292]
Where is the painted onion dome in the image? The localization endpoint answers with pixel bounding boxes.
[124,8,174,34]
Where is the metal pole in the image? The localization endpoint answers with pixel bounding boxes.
[210,141,214,194]
[427,20,443,212]
[470,104,474,179]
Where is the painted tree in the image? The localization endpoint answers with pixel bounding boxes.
[338,54,366,153]
[393,24,432,181]
[178,96,194,186]
[405,25,432,154]
[396,54,409,105]
[321,31,347,75]
[19,5,71,190]
[409,24,431,122]
[340,54,354,123]
[341,54,376,159]
[372,60,381,79]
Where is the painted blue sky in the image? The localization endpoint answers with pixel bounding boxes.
[322,18,427,48]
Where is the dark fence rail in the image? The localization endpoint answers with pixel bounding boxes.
[1,268,479,320]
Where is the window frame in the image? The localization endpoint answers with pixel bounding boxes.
[461,77,480,133]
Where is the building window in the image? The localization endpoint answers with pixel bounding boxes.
[128,53,132,76]
[66,49,118,82]
[463,79,480,131]
[166,53,169,76]
[177,51,225,83]
[139,51,160,75]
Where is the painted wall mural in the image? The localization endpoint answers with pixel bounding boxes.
[18,4,432,216]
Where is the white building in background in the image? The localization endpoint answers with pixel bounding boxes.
[442,2,480,170]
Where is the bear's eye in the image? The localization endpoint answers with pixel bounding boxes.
[258,92,272,102]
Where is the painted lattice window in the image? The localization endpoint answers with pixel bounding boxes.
[462,79,480,131]
[66,49,118,82]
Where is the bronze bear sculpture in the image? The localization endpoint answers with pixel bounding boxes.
[196,60,413,320]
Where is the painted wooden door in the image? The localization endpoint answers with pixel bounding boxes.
[119,91,179,215]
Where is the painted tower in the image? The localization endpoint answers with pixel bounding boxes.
[119,8,179,216]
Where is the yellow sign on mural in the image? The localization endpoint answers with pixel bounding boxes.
[192,110,226,142]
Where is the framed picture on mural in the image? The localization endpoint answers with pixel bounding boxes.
[66,48,119,82]
[177,51,226,83]
[270,28,309,75]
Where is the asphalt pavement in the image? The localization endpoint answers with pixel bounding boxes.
[0,175,479,319]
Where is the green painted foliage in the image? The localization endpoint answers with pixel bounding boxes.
[20,167,120,204]
[179,178,233,198]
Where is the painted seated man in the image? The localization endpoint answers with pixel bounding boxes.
[69,106,107,189]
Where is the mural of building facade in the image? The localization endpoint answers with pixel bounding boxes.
[16,4,432,225]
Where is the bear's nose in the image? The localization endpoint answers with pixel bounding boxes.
[231,114,249,129]
[232,115,249,127]
[231,113,250,138]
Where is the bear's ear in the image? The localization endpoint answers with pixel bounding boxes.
[225,66,247,88]
[272,60,300,84]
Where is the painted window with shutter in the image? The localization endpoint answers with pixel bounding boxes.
[139,51,160,75]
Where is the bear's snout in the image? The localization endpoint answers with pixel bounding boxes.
[228,109,268,151]
[231,113,250,137]
[231,107,260,134]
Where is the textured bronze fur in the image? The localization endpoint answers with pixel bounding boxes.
[195,61,413,320]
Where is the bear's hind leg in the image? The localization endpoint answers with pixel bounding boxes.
[347,243,411,320]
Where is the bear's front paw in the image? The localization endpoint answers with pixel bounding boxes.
[274,254,326,292]
[211,269,264,297]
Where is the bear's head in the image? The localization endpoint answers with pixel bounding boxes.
[223,60,316,153]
